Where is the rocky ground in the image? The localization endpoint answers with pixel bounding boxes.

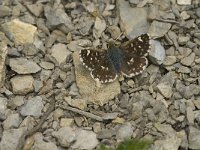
[0,0,200,150]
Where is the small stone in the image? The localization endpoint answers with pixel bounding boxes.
[163,56,176,66]
[0,42,8,88]
[177,66,191,73]
[93,122,101,133]
[32,133,58,150]
[9,58,41,74]
[186,106,194,124]
[72,129,99,149]
[11,75,34,95]
[177,0,191,5]
[22,43,38,56]
[8,96,24,109]
[116,123,133,141]
[52,127,76,147]
[20,96,44,117]
[0,97,8,120]
[180,11,190,20]
[65,97,86,110]
[107,25,121,39]
[157,83,172,99]
[1,19,37,45]
[51,43,71,65]
[149,40,166,65]
[60,118,74,127]
[39,61,54,70]
[118,0,149,39]
[3,113,22,130]
[44,5,73,30]
[97,129,115,139]
[33,80,43,93]
[189,126,200,149]
[93,17,106,38]
[112,117,125,124]
[26,3,44,17]
[156,72,175,99]
[178,36,190,45]
[0,127,26,150]
[180,52,195,66]
[193,98,200,109]
[148,21,171,38]
[0,5,11,17]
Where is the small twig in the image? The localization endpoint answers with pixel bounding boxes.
[16,96,56,150]
[58,104,103,122]
[154,18,179,24]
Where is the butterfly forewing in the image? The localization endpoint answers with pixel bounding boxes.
[79,50,106,71]
[91,60,118,83]
[121,34,150,57]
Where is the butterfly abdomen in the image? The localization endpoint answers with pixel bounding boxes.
[107,47,123,73]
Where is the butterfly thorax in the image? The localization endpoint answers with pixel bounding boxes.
[107,47,123,73]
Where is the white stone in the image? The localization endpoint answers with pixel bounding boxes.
[51,43,71,65]
[11,75,34,95]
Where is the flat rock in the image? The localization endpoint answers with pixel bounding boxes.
[1,19,37,45]
[118,0,149,39]
[52,127,76,147]
[156,72,175,98]
[3,113,22,130]
[0,127,26,150]
[9,58,41,74]
[26,3,44,17]
[163,56,176,66]
[72,129,99,149]
[177,0,191,5]
[0,5,11,17]
[11,75,34,95]
[32,133,58,150]
[180,52,195,66]
[0,42,8,88]
[0,97,8,120]
[189,126,200,149]
[44,5,73,30]
[51,43,71,65]
[93,17,106,38]
[20,96,44,117]
[149,40,166,65]
[116,123,133,141]
[73,52,120,105]
[148,21,171,38]
[39,61,54,70]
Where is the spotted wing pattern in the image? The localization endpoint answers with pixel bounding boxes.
[79,34,151,83]
[79,50,117,83]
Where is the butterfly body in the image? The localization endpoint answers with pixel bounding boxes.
[79,34,151,83]
[107,47,124,73]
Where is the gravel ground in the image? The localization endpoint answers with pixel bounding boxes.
[0,0,200,150]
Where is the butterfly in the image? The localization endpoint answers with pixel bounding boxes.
[79,34,151,83]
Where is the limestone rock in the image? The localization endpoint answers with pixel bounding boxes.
[51,43,71,65]
[1,19,37,45]
[9,58,41,74]
[0,42,8,88]
[11,75,34,95]
[73,52,120,106]
[20,96,44,117]
[118,0,149,39]
[148,21,171,38]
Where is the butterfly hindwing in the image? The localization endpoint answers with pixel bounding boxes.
[91,60,118,83]
[121,56,148,77]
